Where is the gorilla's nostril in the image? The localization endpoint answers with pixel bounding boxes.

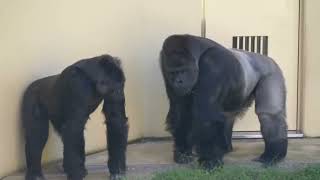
[175,79,183,87]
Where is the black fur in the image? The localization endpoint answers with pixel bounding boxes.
[160,34,288,169]
[21,55,128,180]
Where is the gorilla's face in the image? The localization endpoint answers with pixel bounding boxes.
[163,52,198,96]
[95,77,123,96]
[96,58,125,96]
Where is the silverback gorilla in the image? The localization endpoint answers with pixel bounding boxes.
[22,55,128,180]
[160,34,287,169]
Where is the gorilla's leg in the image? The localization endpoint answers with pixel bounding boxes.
[224,117,235,153]
[23,101,49,180]
[254,73,288,165]
[166,96,193,164]
[103,96,128,179]
[61,112,88,180]
[62,131,87,178]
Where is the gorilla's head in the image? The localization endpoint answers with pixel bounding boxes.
[161,50,198,96]
[95,55,125,96]
[161,35,199,96]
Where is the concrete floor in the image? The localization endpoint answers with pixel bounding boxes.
[4,138,320,180]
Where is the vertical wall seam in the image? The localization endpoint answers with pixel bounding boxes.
[201,0,206,37]
[296,0,304,133]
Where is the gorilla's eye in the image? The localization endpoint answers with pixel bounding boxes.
[170,70,184,76]
[170,71,177,76]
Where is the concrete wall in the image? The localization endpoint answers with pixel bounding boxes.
[0,0,201,177]
[301,0,320,136]
[0,0,146,176]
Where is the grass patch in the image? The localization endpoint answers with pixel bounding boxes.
[151,165,320,180]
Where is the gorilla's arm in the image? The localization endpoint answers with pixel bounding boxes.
[103,88,128,177]
[192,95,227,169]
[160,51,194,163]
[165,85,194,164]
[191,49,233,168]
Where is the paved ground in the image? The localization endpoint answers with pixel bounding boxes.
[3,138,320,180]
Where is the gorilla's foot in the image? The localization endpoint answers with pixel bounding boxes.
[174,151,194,164]
[253,153,285,166]
[67,175,84,180]
[224,144,233,154]
[198,158,223,170]
[65,168,88,178]
[79,167,88,178]
[110,173,125,180]
[25,173,46,180]
[66,169,88,180]
[64,167,87,180]
[253,139,287,166]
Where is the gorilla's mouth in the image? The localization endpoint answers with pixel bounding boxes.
[173,87,192,96]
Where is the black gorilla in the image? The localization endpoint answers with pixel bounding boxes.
[21,55,128,180]
[160,34,287,169]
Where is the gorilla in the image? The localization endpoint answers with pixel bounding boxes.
[160,34,287,169]
[21,55,128,180]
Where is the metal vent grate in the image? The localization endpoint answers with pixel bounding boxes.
[232,36,268,56]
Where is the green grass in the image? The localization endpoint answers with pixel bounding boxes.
[151,165,320,180]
